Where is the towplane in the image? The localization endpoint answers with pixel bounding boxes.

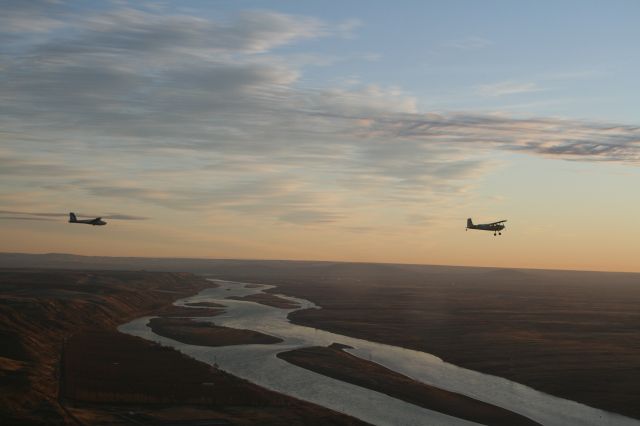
[69,212,106,226]
[466,218,506,236]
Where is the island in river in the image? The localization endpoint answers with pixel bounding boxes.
[148,316,284,346]
[4,253,640,421]
[279,343,540,426]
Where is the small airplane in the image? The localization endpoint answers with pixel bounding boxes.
[69,212,106,226]
[466,218,506,236]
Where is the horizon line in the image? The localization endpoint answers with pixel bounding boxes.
[1,251,638,275]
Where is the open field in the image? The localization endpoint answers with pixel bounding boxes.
[63,331,366,425]
[0,268,367,425]
[196,260,640,419]
[0,268,211,423]
[149,317,283,346]
[154,304,225,317]
[279,343,540,425]
[228,292,301,309]
[3,254,640,419]
[186,301,226,308]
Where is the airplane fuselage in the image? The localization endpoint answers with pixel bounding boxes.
[73,219,106,226]
[69,212,106,226]
[468,223,505,232]
[466,218,506,235]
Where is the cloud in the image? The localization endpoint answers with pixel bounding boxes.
[103,213,149,221]
[476,81,542,97]
[24,8,328,56]
[2,3,640,231]
[0,216,56,221]
[444,36,492,50]
[0,1,66,34]
[278,210,343,225]
[0,210,63,218]
[0,210,149,221]
[354,113,640,163]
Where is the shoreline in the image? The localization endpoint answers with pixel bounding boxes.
[0,269,368,425]
[221,265,640,421]
[278,343,541,426]
[148,316,284,346]
[121,279,640,426]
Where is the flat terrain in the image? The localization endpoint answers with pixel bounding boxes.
[228,293,300,309]
[198,261,640,419]
[0,268,367,425]
[279,343,540,425]
[185,301,226,308]
[0,268,211,423]
[63,331,366,425]
[149,317,283,346]
[4,254,640,419]
[154,304,225,317]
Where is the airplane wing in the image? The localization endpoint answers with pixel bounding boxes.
[91,217,102,224]
[488,220,507,225]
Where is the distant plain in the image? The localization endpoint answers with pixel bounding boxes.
[2,253,639,420]
[201,260,640,419]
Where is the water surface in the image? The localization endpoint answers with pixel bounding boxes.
[119,279,638,426]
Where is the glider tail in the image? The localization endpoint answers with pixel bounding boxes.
[69,212,77,223]
[467,218,473,228]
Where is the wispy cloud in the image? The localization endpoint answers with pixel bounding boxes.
[0,0,67,34]
[103,213,150,221]
[0,156,87,177]
[0,210,149,221]
[0,216,56,221]
[278,210,344,225]
[476,81,542,97]
[2,3,639,231]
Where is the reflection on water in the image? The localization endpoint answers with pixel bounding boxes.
[119,280,639,426]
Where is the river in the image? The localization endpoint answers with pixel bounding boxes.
[119,279,639,426]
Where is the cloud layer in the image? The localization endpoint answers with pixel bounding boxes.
[2,3,639,228]
[0,210,149,221]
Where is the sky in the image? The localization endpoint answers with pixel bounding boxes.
[1,1,640,272]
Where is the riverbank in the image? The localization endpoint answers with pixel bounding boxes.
[229,292,301,309]
[0,269,368,425]
[149,317,283,346]
[0,268,212,423]
[207,263,640,420]
[63,331,367,425]
[278,343,540,426]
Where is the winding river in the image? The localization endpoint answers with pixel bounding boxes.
[119,279,639,426]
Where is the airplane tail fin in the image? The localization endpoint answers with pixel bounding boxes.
[467,218,473,228]
[69,212,77,223]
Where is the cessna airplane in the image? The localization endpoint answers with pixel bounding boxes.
[69,212,106,226]
[466,218,506,236]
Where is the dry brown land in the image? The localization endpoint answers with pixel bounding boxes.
[185,301,226,308]
[62,331,367,425]
[154,304,225,317]
[4,255,640,420]
[0,269,211,423]
[244,283,264,288]
[0,268,367,425]
[202,261,640,419]
[228,292,300,309]
[279,343,540,425]
[149,317,283,346]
